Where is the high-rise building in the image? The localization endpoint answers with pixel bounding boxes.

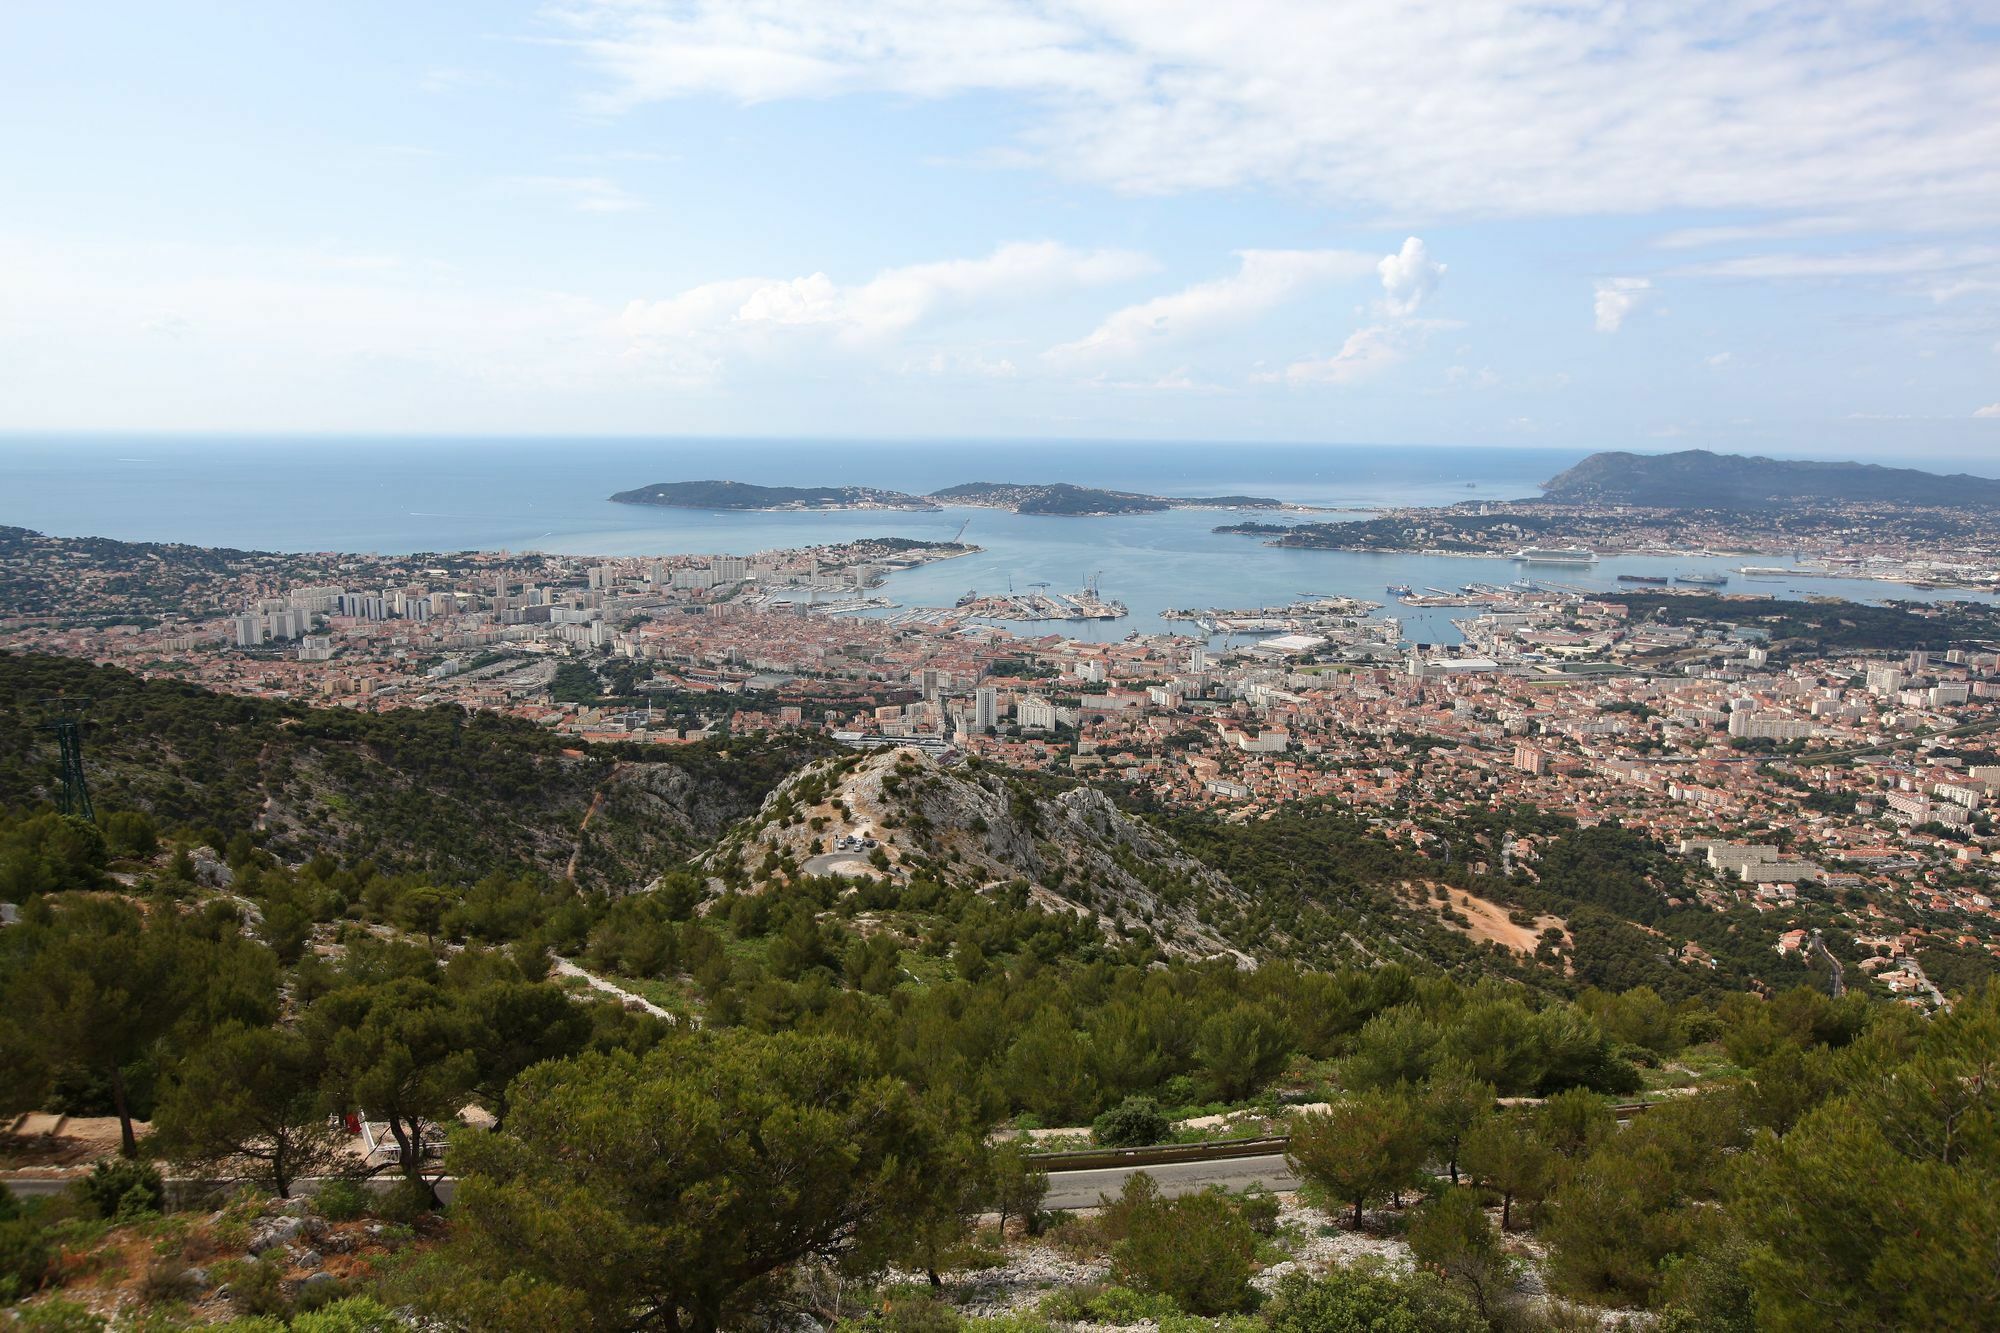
[974,686,998,731]
[1017,695,1056,730]
[1188,645,1209,673]
[233,614,264,648]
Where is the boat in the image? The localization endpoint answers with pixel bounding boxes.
[1617,574,1669,584]
[1386,584,1413,596]
[955,590,978,606]
[1675,572,1728,587]
[1737,566,1791,577]
[1511,546,1598,564]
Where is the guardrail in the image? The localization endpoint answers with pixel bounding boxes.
[1027,1136,1289,1173]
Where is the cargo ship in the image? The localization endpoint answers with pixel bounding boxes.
[1386,584,1413,596]
[1616,574,1669,584]
[1675,572,1728,586]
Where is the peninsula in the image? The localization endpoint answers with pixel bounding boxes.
[607,480,939,511]
[1539,448,2000,510]
[612,478,1292,516]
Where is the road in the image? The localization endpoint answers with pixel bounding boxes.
[1040,1153,1296,1210]
[802,851,881,878]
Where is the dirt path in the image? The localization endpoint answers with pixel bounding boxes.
[564,761,626,882]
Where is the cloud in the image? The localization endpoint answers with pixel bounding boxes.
[1282,321,1453,385]
[1046,248,1379,364]
[549,2,2000,226]
[1977,403,2000,418]
[621,240,1151,347]
[506,175,646,213]
[1594,277,1651,333]
[1676,246,2000,281]
[1379,237,1444,316]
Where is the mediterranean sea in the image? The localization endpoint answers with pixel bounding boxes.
[3,436,1995,647]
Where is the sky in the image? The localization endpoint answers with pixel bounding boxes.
[3,1,1999,458]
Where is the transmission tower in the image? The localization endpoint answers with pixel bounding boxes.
[41,703,94,822]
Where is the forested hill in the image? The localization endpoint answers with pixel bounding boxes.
[0,652,825,890]
[1540,448,2000,509]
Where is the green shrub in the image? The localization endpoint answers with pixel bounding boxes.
[310,1179,371,1223]
[215,1255,289,1318]
[373,1178,436,1225]
[1092,1096,1170,1148]
[291,1296,407,1332]
[9,1300,108,1332]
[79,1157,165,1220]
[1235,1185,1281,1236]
[1262,1263,1485,1333]
[877,1293,962,1333]
[0,1216,55,1301]
[1041,1284,1180,1324]
[1112,1189,1256,1316]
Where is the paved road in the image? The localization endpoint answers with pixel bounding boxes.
[1041,1153,1296,1209]
[802,851,881,878]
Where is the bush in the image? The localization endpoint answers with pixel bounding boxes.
[1262,1264,1485,1333]
[136,1255,204,1306]
[0,1216,55,1301]
[216,1255,289,1317]
[1040,1284,1180,1325]
[1235,1185,1281,1236]
[1112,1189,1257,1316]
[291,1297,407,1332]
[9,1300,108,1332]
[877,1293,963,1333]
[311,1178,372,1223]
[1092,1096,1170,1148]
[79,1157,165,1221]
[373,1178,437,1225]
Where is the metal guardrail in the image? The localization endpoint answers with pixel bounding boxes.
[1027,1135,1289,1173]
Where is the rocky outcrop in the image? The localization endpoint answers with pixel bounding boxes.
[710,748,1253,962]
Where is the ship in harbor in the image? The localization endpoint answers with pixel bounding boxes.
[1511,546,1598,564]
[1738,566,1793,578]
[1675,572,1728,586]
[1616,573,1669,584]
[1386,583,1413,596]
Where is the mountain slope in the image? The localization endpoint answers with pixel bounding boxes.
[707,748,1257,960]
[1540,448,2000,509]
[0,652,825,890]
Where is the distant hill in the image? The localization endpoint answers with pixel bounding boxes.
[610,480,938,511]
[930,481,1286,515]
[612,479,1288,516]
[1540,449,2000,509]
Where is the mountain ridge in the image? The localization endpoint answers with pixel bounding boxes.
[1539,448,2000,508]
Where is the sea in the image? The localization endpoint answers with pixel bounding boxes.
[4,436,1996,647]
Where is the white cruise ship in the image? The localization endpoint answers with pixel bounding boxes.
[1510,546,1598,564]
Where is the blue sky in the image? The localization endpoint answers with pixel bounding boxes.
[3,1,1999,458]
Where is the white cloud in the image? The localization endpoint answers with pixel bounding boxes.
[1594,277,1651,333]
[550,2,2000,226]
[1705,351,1733,368]
[1677,246,2000,281]
[622,241,1151,347]
[1977,402,2000,418]
[1379,237,1444,316]
[1047,248,1380,364]
[506,175,646,213]
[1283,323,1421,385]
